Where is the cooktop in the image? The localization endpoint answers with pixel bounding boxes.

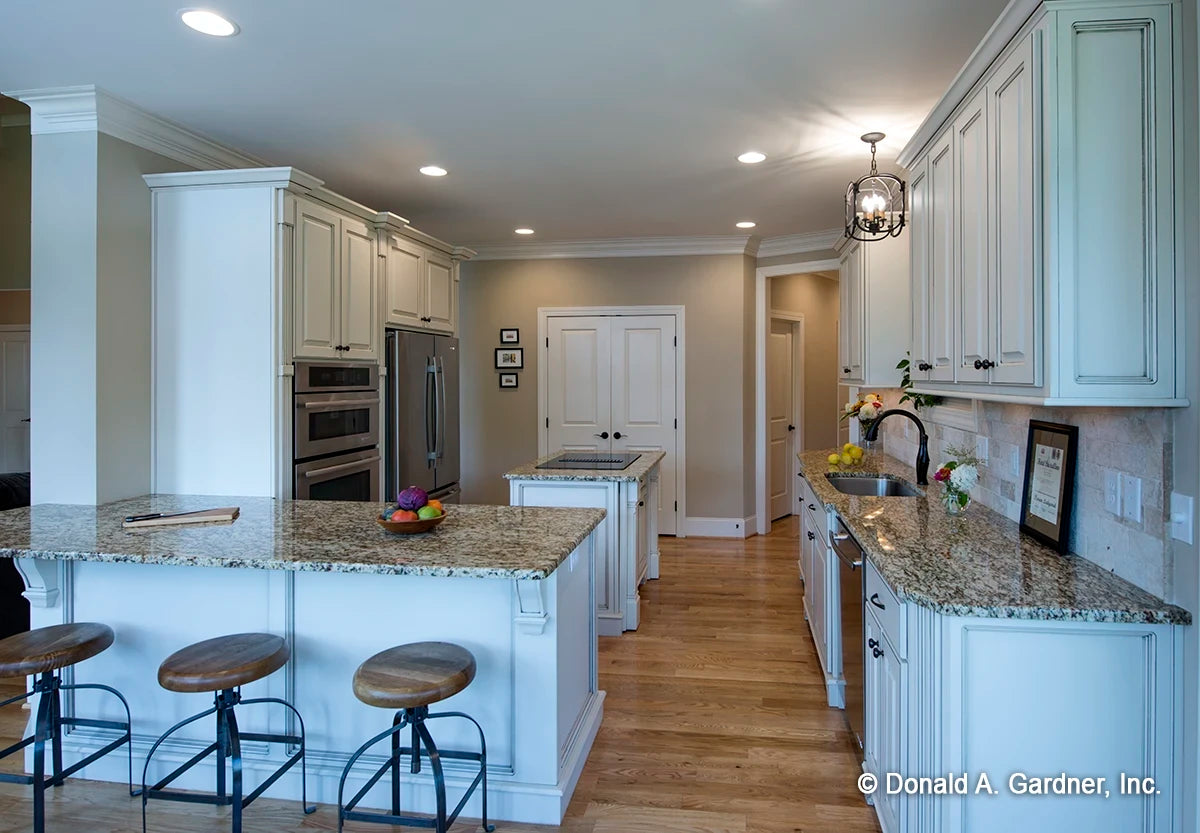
[535,452,642,470]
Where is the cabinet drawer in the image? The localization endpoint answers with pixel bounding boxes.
[865,558,905,659]
[798,474,823,516]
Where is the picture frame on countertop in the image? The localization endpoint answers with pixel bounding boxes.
[495,348,523,369]
[1018,420,1079,553]
[500,328,519,344]
[499,372,518,389]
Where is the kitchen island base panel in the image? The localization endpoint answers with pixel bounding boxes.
[14,538,601,826]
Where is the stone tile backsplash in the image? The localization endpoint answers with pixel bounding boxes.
[868,390,1172,599]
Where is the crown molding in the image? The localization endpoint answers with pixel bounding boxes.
[756,228,844,259]
[4,85,267,170]
[466,235,758,261]
[898,0,1042,166]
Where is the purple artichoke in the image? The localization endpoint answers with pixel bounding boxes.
[397,486,428,511]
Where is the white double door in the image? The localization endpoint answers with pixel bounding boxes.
[546,314,677,535]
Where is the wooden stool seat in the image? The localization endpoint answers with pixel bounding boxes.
[158,633,289,693]
[353,641,476,709]
[0,623,114,677]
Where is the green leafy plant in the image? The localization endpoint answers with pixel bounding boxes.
[896,352,942,412]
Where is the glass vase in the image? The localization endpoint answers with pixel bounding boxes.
[942,486,971,515]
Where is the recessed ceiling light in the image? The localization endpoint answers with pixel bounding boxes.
[180,9,239,36]
[419,165,448,177]
[737,151,766,164]
[736,221,757,229]
[514,228,535,235]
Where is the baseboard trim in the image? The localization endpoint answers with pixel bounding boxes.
[685,517,754,538]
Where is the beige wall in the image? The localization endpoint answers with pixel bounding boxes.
[0,290,29,325]
[0,123,31,291]
[770,271,840,451]
[458,254,755,519]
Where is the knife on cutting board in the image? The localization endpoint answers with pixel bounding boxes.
[123,507,240,528]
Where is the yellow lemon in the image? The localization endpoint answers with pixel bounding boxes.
[850,446,864,460]
[827,453,841,465]
[841,452,854,466]
[843,442,855,453]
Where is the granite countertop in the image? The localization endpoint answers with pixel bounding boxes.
[504,450,665,483]
[799,450,1190,625]
[0,496,606,580]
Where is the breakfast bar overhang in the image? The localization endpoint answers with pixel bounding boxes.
[0,496,606,826]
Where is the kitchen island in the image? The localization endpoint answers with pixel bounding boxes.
[506,451,664,634]
[0,496,606,825]
[797,450,1189,833]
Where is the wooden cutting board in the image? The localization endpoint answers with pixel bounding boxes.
[122,507,240,529]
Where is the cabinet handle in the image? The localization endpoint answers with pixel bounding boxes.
[808,503,817,511]
[869,593,886,611]
[806,530,815,541]
[872,645,885,659]
[918,362,932,371]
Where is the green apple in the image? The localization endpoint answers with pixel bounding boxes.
[417,505,442,520]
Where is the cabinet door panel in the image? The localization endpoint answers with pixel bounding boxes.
[340,217,378,360]
[424,253,455,333]
[990,32,1040,385]
[293,200,341,359]
[908,159,932,381]
[927,132,956,381]
[839,244,864,383]
[1056,6,1175,398]
[955,94,990,383]
[809,533,828,673]
[383,234,424,328]
[877,629,904,832]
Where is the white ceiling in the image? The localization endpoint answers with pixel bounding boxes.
[0,0,1008,245]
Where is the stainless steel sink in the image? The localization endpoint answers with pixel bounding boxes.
[825,474,922,497]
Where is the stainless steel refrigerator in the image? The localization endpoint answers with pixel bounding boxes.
[385,330,460,503]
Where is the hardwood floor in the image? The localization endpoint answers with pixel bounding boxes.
[0,518,878,832]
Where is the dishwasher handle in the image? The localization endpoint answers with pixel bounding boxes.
[830,517,863,570]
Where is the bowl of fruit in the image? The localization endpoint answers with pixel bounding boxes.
[377,486,447,534]
[828,443,866,469]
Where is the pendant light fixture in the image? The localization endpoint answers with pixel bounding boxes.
[844,132,905,242]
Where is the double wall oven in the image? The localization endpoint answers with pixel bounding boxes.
[293,361,381,501]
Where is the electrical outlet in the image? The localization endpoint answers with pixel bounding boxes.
[1120,474,1142,524]
[1104,470,1122,516]
[1170,492,1194,545]
[975,436,989,464]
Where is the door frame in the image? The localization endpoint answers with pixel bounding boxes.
[537,305,686,535]
[768,311,805,519]
[755,258,841,536]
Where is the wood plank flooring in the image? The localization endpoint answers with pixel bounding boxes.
[0,518,878,832]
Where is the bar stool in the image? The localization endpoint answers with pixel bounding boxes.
[0,622,137,833]
[141,632,315,833]
[338,641,494,833]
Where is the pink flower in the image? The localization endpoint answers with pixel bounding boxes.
[933,467,952,483]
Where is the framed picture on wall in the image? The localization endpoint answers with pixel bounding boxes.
[500,328,519,344]
[1019,420,1079,553]
[499,372,518,389]
[495,348,524,369]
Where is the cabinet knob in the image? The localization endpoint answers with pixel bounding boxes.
[872,645,885,659]
[918,362,932,371]
[973,358,996,370]
[843,367,851,374]
[806,530,815,540]
[868,638,879,649]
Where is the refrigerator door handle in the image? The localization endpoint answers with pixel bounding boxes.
[436,356,447,460]
[425,360,437,465]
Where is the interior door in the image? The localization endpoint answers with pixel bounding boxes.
[293,198,341,359]
[0,330,30,472]
[340,216,378,360]
[955,91,990,383]
[610,315,677,535]
[768,320,794,521]
[546,317,613,452]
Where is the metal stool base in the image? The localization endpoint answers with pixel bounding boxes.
[141,687,315,833]
[0,670,137,833]
[338,706,494,833]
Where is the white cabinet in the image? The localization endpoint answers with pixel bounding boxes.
[380,227,458,335]
[293,198,379,361]
[902,1,1183,405]
[837,234,910,388]
[799,474,844,707]
[864,599,904,833]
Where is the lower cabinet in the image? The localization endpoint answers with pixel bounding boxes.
[859,557,1181,833]
[799,475,843,707]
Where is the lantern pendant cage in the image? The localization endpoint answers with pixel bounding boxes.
[845,132,906,242]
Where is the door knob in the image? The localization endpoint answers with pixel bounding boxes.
[613,431,623,440]
[787,424,796,432]
[594,431,609,439]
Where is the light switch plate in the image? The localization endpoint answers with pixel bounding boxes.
[975,436,989,465]
[1104,470,1122,515]
[1170,492,1194,545]
[1120,474,1142,524]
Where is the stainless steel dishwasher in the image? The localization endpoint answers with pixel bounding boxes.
[831,515,865,752]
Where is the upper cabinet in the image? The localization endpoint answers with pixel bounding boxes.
[901,0,1183,406]
[380,230,458,335]
[838,233,910,388]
